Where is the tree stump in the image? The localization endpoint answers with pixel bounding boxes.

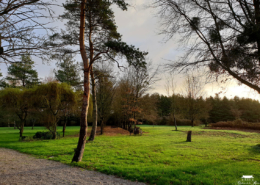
[186,131,192,142]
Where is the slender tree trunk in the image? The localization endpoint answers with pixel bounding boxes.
[88,68,97,141]
[32,120,34,130]
[20,120,24,137]
[72,0,90,162]
[14,121,15,129]
[174,116,177,131]
[100,118,104,135]
[52,124,57,139]
[191,118,194,127]
[63,120,66,137]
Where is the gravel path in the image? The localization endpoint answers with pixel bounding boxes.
[0,148,146,185]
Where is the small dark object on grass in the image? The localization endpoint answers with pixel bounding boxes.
[129,126,143,136]
[20,136,28,141]
[134,127,143,136]
[186,131,192,142]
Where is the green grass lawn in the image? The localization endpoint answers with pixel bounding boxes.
[1,125,260,185]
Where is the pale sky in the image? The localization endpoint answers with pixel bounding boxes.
[1,0,259,100]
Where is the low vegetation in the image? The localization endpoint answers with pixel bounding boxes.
[0,125,260,185]
[210,119,260,130]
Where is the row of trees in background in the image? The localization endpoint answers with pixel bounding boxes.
[2,57,260,137]
[0,83,91,139]
[151,93,260,126]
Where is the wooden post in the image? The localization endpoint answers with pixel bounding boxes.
[186,131,192,142]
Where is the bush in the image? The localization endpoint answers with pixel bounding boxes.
[209,119,260,130]
[33,131,60,139]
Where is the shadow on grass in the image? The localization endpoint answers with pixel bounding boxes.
[249,144,260,154]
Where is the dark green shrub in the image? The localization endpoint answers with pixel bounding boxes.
[33,131,60,139]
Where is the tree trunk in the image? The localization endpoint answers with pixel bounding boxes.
[63,120,66,137]
[186,131,192,142]
[88,68,97,141]
[174,116,177,131]
[19,120,24,137]
[72,0,90,163]
[14,121,15,129]
[191,119,194,127]
[52,124,57,139]
[100,119,104,135]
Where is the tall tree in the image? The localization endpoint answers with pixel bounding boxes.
[0,88,33,137]
[96,66,116,135]
[153,0,260,94]
[32,82,76,139]
[88,66,98,140]
[50,0,147,162]
[6,53,39,88]
[182,75,207,126]
[54,54,82,89]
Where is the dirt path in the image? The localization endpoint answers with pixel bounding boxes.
[0,148,146,185]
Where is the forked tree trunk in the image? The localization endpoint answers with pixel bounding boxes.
[88,68,97,141]
[186,131,192,142]
[72,0,90,163]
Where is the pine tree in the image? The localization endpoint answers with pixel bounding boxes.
[49,0,147,162]
[54,55,81,88]
[6,53,39,88]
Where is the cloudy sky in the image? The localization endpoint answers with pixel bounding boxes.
[1,0,259,100]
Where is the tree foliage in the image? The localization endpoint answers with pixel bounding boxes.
[32,82,76,139]
[0,0,54,63]
[153,0,260,93]
[0,88,33,137]
[54,55,82,88]
[6,53,39,88]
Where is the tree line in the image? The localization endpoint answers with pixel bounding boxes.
[1,55,260,139]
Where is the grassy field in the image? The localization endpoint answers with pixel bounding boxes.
[0,125,260,185]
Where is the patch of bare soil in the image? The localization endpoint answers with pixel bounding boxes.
[97,126,130,136]
[205,127,260,133]
[0,148,146,185]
